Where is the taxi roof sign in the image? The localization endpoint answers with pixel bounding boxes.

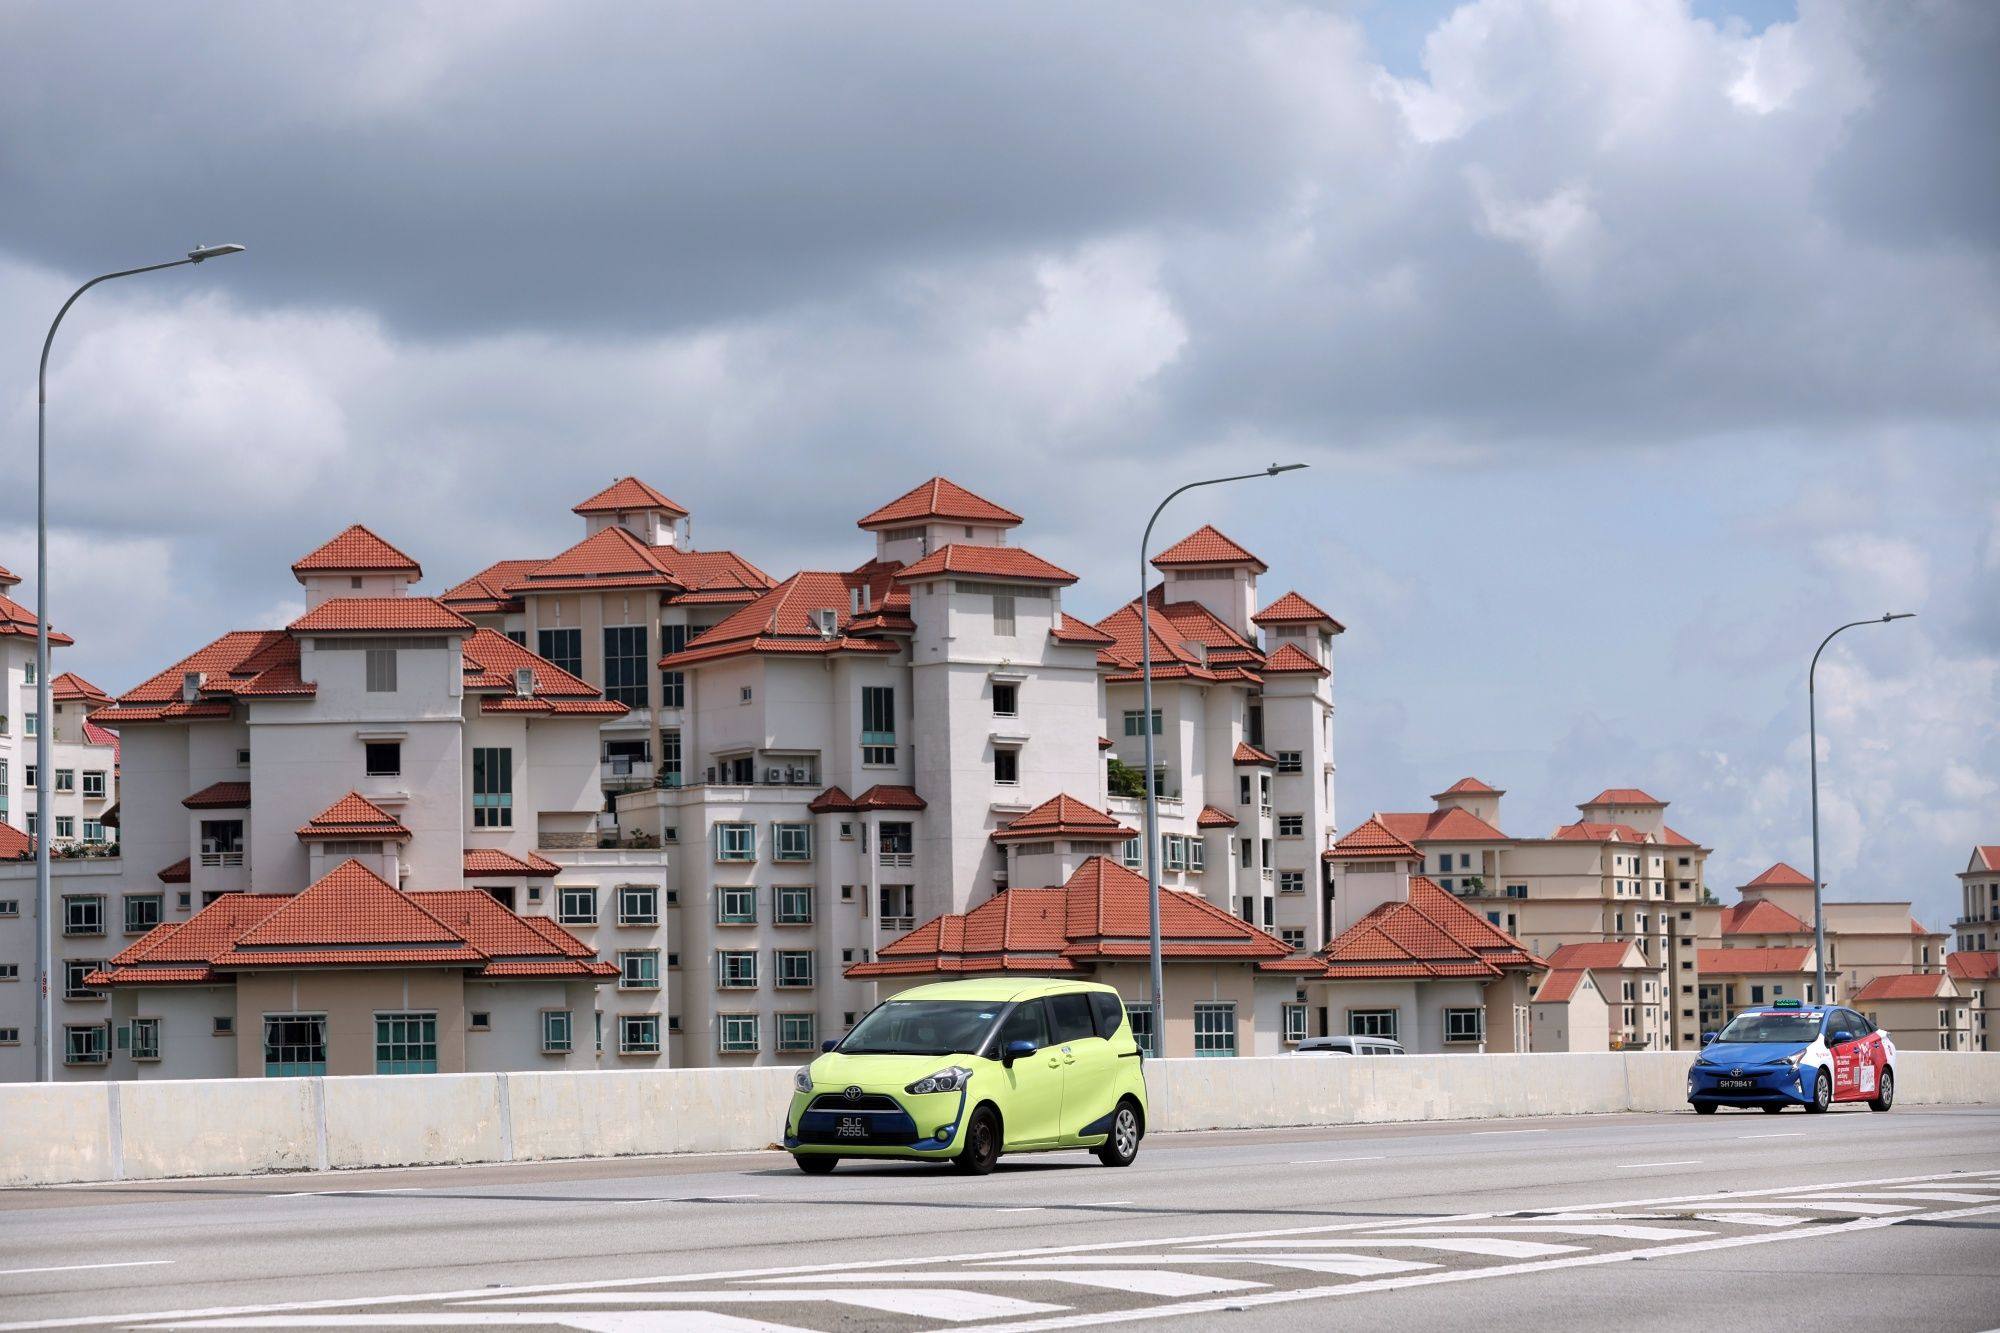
[1772,998,1802,1008]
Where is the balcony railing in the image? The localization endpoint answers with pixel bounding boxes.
[879,851,914,868]
[880,916,914,933]
[200,851,244,868]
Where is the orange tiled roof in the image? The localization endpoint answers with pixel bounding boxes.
[572,476,689,517]
[1547,941,1646,970]
[460,627,627,716]
[0,562,15,587]
[1580,788,1666,807]
[0,823,31,859]
[1974,847,2000,873]
[1197,804,1238,828]
[893,544,1077,585]
[1435,776,1501,797]
[857,477,1022,530]
[517,526,685,592]
[1535,969,1589,1003]
[1091,600,1221,684]
[297,792,411,842]
[662,570,904,669]
[1946,951,1999,981]
[992,794,1137,843]
[1697,946,1813,975]
[182,781,250,809]
[289,597,474,634]
[463,848,562,876]
[1316,876,1544,980]
[95,630,317,723]
[1851,972,1953,1003]
[1721,899,1810,936]
[0,589,74,645]
[854,785,927,811]
[1659,826,1702,848]
[808,786,858,814]
[1325,815,1421,860]
[50,672,109,705]
[291,525,421,577]
[156,857,190,884]
[1233,742,1277,765]
[1551,821,1650,843]
[1252,591,1343,629]
[439,558,545,614]
[1262,643,1328,676]
[1376,806,1509,844]
[1151,525,1266,572]
[81,720,120,751]
[1746,861,1814,888]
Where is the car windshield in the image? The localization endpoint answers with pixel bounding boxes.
[838,1000,1005,1057]
[1714,1012,1820,1044]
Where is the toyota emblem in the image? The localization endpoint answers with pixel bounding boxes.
[843,1085,863,1102]
[1730,1067,1744,1077]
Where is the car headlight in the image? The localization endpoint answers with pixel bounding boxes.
[794,1065,815,1094]
[905,1066,972,1095]
[1783,1050,1806,1068]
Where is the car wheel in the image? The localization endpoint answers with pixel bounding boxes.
[1693,1102,1718,1115]
[1869,1068,1895,1113]
[1096,1100,1142,1166]
[953,1107,1001,1175]
[1761,1104,1787,1113]
[1806,1070,1832,1113]
[795,1155,838,1175]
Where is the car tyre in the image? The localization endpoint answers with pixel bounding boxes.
[1805,1070,1832,1113]
[1761,1104,1786,1113]
[1097,1100,1142,1166]
[953,1106,1001,1175]
[1693,1102,1718,1115]
[795,1155,838,1175]
[1869,1068,1894,1113]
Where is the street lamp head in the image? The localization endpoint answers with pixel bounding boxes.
[1882,612,1915,622]
[187,244,246,263]
[1266,462,1309,475]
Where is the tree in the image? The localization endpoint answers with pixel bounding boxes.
[1106,757,1147,799]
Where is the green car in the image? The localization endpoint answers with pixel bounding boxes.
[784,978,1149,1175]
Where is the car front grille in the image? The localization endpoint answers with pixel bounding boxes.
[808,1092,902,1113]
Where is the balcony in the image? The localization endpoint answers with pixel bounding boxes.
[879,850,914,869]
[601,758,655,791]
[879,916,914,933]
[200,851,245,868]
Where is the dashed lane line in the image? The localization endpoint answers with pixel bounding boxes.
[0,1262,173,1278]
[1616,1161,1702,1169]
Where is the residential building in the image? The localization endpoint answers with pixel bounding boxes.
[1951,845,2000,953]
[1529,966,1611,1053]
[1535,941,1658,1050]
[1945,951,1995,1052]
[1850,972,1972,1052]
[29,525,668,1080]
[1695,945,1818,1032]
[1711,860,1946,1007]
[448,476,1346,1066]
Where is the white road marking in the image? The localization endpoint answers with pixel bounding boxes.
[1617,1160,1702,1169]
[1373,1223,1710,1241]
[1206,1238,1580,1258]
[266,1187,423,1200]
[751,1270,1264,1297]
[981,1255,1434,1276]
[682,1194,760,1201]
[475,1290,1065,1321]
[1296,1156,1387,1165]
[1737,1132,1804,1139]
[994,1207,1044,1213]
[1794,1191,1997,1204]
[1692,1213,1813,1228]
[1680,1199,1914,1215]
[0,1261,172,1278]
[1469,1129,1546,1136]
[152,1318,801,1332]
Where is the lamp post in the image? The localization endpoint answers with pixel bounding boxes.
[33,245,245,1081]
[1807,612,1914,1005]
[1139,463,1307,1053]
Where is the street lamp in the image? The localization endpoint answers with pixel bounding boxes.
[33,245,245,1081]
[1138,463,1307,1051]
[1807,612,1915,1004]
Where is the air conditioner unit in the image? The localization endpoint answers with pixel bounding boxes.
[765,768,783,784]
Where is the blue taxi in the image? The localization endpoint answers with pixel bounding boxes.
[1688,999,1896,1114]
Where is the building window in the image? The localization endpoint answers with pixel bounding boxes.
[879,883,915,932]
[53,816,74,840]
[1280,927,1306,951]
[718,950,758,988]
[992,592,1017,636]
[1349,1009,1398,1040]
[776,885,813,925]
[861,685,896,764]
[63,960,101,1000]
[64,895,105,936]
[1188,840,1205,872]
[82,770,107,798]
[542,1010,573,1053]
[1122,709,1163,737]
[365,648,397,693]
[778,1012,817,1052]
[1120,839,1142,869]
[1445,1008,1484,1043]
[602,625,648,707]
[264,1015,328,1077]
[717,886,757,924]
[617,884,658,925]
[659,727,682,787]
[558,886,598,925]
[992,746,1020,785]
[1194,1003,1237,1057]
[992,682,1018,717]
[127,1017,161,1060]
[537,628,582,677]
[620,1014,662,1055]
[471,747,513,827]
[773,822,812,862]
[619,950,660,990]
[659,624,688,709]
[83,819,105,843]
[0,900,15,917]
[64,1024,108,1065]
[364,741,401,777]
[1162,834,1186,872]
[776,949,815,989]
[124,895,162,934]
[1278,870,1305,894]
[55,768,76,793]
[1276,750,1303,774]
[1127,1002,1158,1056]
[1277,814,1304,837]
[375,1013,438,1074]
[468,1011,491,1031]
[715,822,757,862]
[718,1013,760,1054]
[1283,1002,1309,1044]
[23,713,36,738]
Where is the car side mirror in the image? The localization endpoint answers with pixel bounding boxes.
[820,1039,839,1053]
[1002,1039,1038,1068]
[1831,1030,1854,1044]
[1701,1032,1717,1045]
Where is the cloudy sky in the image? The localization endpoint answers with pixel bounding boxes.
[3,0,1994,925]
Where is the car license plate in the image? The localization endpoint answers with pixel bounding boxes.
[1718,1078,1755,1090]
[836,1116,868,1139]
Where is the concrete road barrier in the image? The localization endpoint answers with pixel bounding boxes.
[6,1050,1997,1187]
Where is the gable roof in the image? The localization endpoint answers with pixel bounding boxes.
[893,544,1077,585]
[1261,643,1329,677]
[992,794,1137,844]
[1551,821,1651,844]
[463,848,562,876]
[1579,788,1666,808]
[0,822,31,859]
[517,526,686,593]
[1091,600,1222,684]
[460,627,626,716]
[662,570,904,669]
[1547,941,1647,971]
[1252,591,1343,630]
[182,781,250,809]
[1435,776,1502,797]
[291,525,421,578]
[1746,861,1815,888]
[1696,946,1814,975]
[94,630,312,724]
[572,476,689,517]
[1535,969,1592,1003]
[1946,951,1999,981]
[296,792,411,842]
[1325,815,1421,860]
[439,558,546,615]
[51,672,110,705]
[858,477,1023,531]
[1852,972,1955,1003]
[1721,899,1811,936]
[1376,806,1509,844]
[1972,847,2000,874]
[0,589,73,645]
[288,597,473,634]
[1316,875,1544,980]
[1151,525,1267,573]
[1197,804,1239,829]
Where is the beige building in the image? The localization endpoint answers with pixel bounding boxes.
[1696,945,1817,1031]
[1529,966,1611,1053]
[1538,941,1657,1049]
[1951,845,2000,954]
[1945,951,1995,1052]
[1851,972,1972,1052]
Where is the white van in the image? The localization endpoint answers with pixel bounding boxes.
[1293,1035,1407,1056]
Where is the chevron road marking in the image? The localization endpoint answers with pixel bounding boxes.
[479,1290,1068,1320]
[1201,1237,1581,1257]
[745,1270,1266,1297]
[979,1254,1438,1276]
[1370,1222,1712,1241]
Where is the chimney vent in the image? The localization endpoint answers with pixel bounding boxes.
[181,672,204,703]
[513,667,535,698]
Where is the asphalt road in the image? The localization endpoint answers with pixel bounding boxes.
[3,1105,1998,1331]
